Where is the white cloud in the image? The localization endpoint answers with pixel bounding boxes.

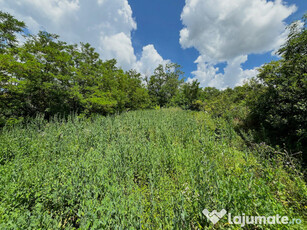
[0,0,168,74]
[189,55,258,89]
[100,32,136,70]
[223,56,259,88]
[134,45,170,78]
[180,0,296,88]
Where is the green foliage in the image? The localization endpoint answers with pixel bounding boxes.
[0,11,25,50]
[0,109,305,229]
[0,12,151,125]
[0,12,306,229]
[192,85,253,119]
[190,100,205,111]
[171,80,201,109]
[148,63,184,107]
[248,16,307,160]
[200,87,221,101]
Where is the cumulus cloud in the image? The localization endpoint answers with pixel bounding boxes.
[99,32,136,70]
[189,55,258,89]
[180,0,296,88]
[0,0,167,74]
[134,45,170,78]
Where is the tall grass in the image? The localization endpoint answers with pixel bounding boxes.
[0,108,306,229]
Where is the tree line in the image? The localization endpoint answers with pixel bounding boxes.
[1,11,306,163]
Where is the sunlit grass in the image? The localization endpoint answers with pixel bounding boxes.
[0,108,306,229]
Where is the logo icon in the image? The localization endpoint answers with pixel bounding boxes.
[202,209,227,225]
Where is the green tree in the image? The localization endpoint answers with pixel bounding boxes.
[199,87,221,101]
[0,11,25,51]
[0,11,152,125]
[170,80,201,109]
[70,44,118,115]
[148,63,184,107]
[182,80,200,105]
[249,15,307,160]
[125,70,151,110]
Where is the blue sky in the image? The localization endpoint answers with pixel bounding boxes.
[129,0,196,76]
[129,0,306,85]
[0,0,306,88]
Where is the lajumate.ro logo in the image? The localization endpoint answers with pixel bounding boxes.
[202,209,302,227]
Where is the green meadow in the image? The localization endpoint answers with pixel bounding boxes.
[0,109,306,229]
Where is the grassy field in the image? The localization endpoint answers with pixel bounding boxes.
[0,108,306,229]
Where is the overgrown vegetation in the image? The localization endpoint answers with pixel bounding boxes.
[1,109,306,229]
[248,18,307,162]
[0,11,306,229]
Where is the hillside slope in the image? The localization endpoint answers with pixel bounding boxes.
[0,109,306,229]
